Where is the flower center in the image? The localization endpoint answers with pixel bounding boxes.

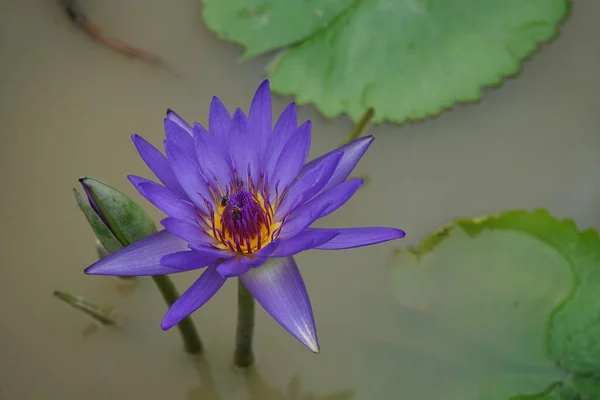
[206,185,280,254]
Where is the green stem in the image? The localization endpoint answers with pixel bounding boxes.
[342,108,375,145]
[152,275,203,354]
[234,279,255,367]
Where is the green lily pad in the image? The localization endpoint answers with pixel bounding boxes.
[201,0,570,124]
[202,0,355,59]
[368,210,600,399]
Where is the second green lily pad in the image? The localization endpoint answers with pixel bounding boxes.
[361,210,600,399]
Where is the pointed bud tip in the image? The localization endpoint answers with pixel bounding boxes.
[308,341,321,354]
[78,177,105,192]
[299,333,320,354]
[78,177,99,198]
[363,135,375,143]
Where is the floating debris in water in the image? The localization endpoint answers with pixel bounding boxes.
[53,290,117,326]
[61,0,173,73]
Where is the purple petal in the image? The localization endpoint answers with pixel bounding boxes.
[193,123,233,188]
[161,264,226,330]
[229,108,259,187]
[313,227,406,250]
[209,96,231,138]
[136,181,201,223]
[84,230,188,276]
[253,240,280,258]
[166,109,193,135]
[131,134,185,197]
[316,178,364,218]
[164,119,195,158]
[130,175,204,225]
[127,174,154,188]
[161,217,215,246]
[277,199,333,241]
[164,143,213,214]
[269,121,311,194]
[264,102,297,177]
[214,239,279,277]
[240,256,319,353]
[160,249,229,270]
[278,178,361,240]
[248,80,272,161]
[216,256,250,278]
[300,136,374,194]
[274,151,343,221]
[270,230,338,257]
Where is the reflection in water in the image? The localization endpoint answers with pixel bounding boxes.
[243,368,354,400]
[114,277,138,297]
[244,368,354,400]
[187,355,354,400]
[81,322,99,338]
[188,357,220,400]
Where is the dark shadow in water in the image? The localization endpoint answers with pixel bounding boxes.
[243,367,354,400]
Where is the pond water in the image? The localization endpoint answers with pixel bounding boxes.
[1,0,599,399]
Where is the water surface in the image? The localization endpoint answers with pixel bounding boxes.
[1,0,599,399]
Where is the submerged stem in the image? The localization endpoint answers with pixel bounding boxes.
[234,279,255,367]
[152,275,203,355]
[94,236,201,352]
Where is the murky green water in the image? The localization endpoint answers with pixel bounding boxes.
[1,0,599,399]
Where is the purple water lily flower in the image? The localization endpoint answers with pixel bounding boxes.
[85,80,405,352]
